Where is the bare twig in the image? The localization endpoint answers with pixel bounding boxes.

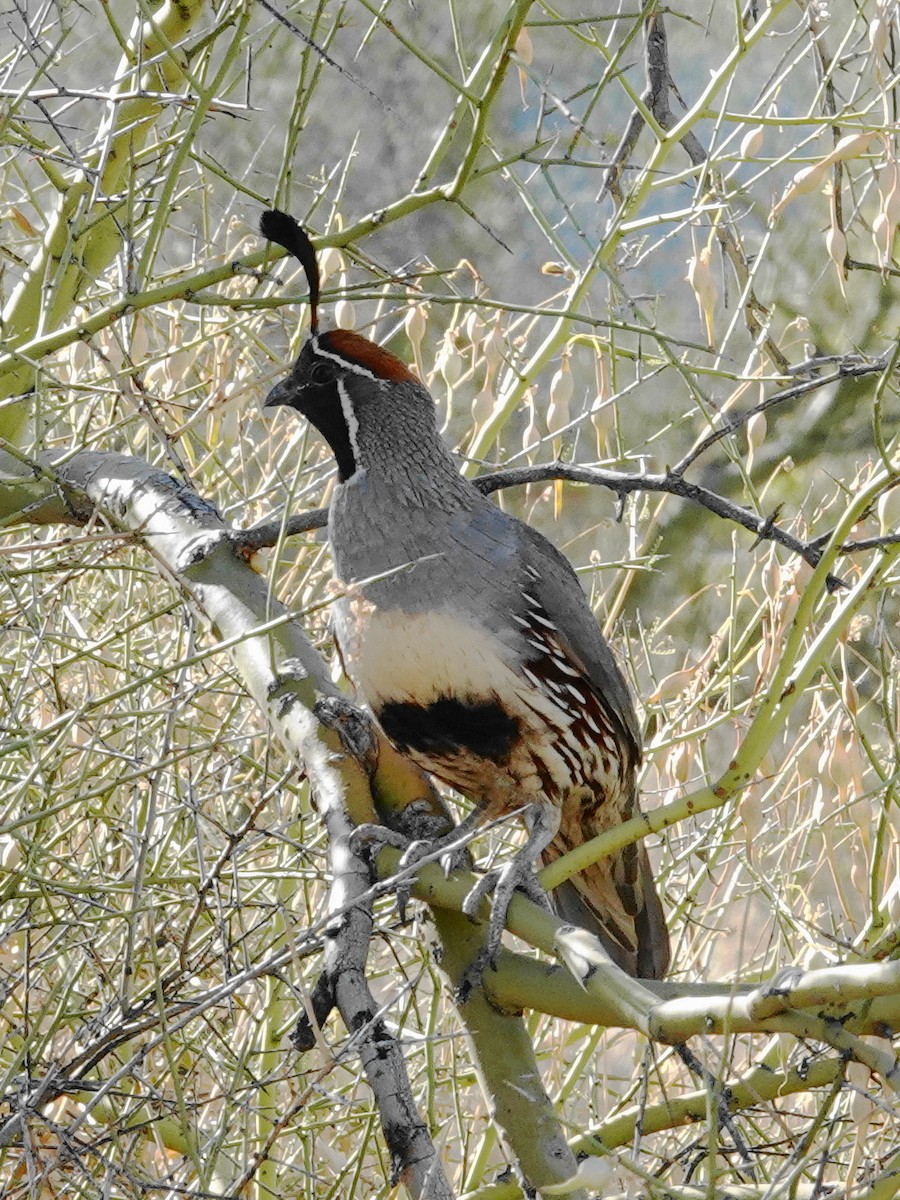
[671,353,892,475]
[601,10,707,204]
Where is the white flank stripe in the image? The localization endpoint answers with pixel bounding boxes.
[530,612,557,630]
[583,711,603,736]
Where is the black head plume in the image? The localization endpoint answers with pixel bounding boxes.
[259,209,320,335]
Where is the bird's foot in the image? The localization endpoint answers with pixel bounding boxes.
[350,816,472,923]
[457,851,553,997]
[349,822,410,857]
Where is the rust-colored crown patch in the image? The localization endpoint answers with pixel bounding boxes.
[321,329,420,385]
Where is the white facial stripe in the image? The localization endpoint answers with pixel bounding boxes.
[336,377,362,466]
[311,336,380,382]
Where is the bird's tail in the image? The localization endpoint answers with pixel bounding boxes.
[542,836,670,981]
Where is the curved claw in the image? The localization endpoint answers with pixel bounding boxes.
[395,833,472,923]
[461,868,499,921]
[348,822,410,856]
[351,816,479,926]
[390,838,431,922]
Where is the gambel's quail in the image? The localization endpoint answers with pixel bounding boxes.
[260,209,669,980]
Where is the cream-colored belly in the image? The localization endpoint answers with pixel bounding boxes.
[345,605,518,706]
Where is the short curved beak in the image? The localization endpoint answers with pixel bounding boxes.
[263,376,294,409]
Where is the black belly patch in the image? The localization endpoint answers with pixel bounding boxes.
[377,697,520,762]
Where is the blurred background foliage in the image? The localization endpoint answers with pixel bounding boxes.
[1,0,899,1196]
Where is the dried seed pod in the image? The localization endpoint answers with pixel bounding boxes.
[0,835,23,872]
[514,25,533,103]
[130,315,149,364]
[405,303,427,348]
[471,381,495,429]
[830,131,873,162]
[740,124,764,159]
[10,207,37,236]
[591,399,614,459]
[547,357,573,440]
[521,388,541,460]
[877,156,900,261]
[669,740,691,785]
[590,351,614,457]
[437,331,463,388]
[650,667,694,703]
[739,793,765,849]
[464,309,481,345]
[686,246,717,345]
[335,281,356,330]
[319,245,344,283]
[772,161,827,218]
[762,551,782,601]
[883,159,900,225]
[869,10,889,59]
[746,409,767,472]
[481,319,505,371]
[872,211,894,267]
[515,26,533,65]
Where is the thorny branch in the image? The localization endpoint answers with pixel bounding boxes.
[2,456,897,1185]
[4,450,587,1197]
[670,353,893,476]
[2,0,897,1192]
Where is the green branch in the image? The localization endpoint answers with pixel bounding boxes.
[0,0,209,442]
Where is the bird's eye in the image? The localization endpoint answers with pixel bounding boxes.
[309,357,337,384]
